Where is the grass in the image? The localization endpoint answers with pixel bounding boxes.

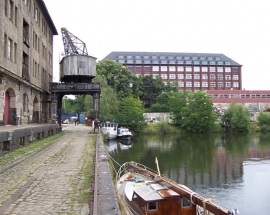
[0,133,63,167]
[72,134,96,207]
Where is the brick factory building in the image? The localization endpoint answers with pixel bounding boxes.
[0,0,57,126]
[102,51,243,91]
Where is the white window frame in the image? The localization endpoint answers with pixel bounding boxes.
[152,66,159,71]
[185,66,192,72]
[178,74,184,79]
[202,67,208,72]
[161,66,167,71]
[169,66,176,72]
[177,66,184,72]
[186,82,192,87]
[186,74,192,79]
[194,74,200,79]
[169,74,176,79]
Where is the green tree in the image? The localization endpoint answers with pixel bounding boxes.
[168,91,189,125]
[85,75,119,122]
[180,91,217,132]
[149,92,175,112]
[142,75,164,107]
[222,103,250,131]
[97,60,138,100]
[116,97,145,132]
[258,111,270,126]
[164,81,178,92]
[62,96,75,114]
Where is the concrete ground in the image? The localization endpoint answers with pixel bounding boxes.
[0,124,95,215]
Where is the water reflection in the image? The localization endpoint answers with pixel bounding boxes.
[109,133,270,214]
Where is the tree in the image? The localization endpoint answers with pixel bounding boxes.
[164,81,178,92]
[62,96,75,114]
[142,75,164,107]
[258,111,270,126]
[168,91,189,125]
[97,60,138,100]
[149,92,175,112]
[84,75,119,122]
[222,103,250,131]
[116,97,145,132]
[180,91,217,132]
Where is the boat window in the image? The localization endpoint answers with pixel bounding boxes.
[147,201,158,211]
[182,198,192,208]
[132,194,138,203]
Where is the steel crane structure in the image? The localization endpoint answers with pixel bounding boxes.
[50,28,100,131]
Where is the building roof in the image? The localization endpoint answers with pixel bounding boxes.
[38,0,58,35]
[101,51,242,67]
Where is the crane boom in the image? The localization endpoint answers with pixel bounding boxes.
[61,28,88,56]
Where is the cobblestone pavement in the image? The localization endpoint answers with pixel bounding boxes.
[0,124,94,215]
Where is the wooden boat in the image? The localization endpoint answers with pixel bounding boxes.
[116,160,239,215]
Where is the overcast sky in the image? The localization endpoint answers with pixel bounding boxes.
[44,0,270,90]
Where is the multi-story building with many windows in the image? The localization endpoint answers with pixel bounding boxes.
[102,51,242,91]
[0,0,57,126]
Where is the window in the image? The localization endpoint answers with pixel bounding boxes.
[182,198,192,208]
[161,66,167,71]
[185,60,192,64]
[210,82,216,87]
[127,59,133,64]
[217,61,223,65]
[202,75,208,80]
[233,67,239,72]
[193,60,200,65]
[178,82,184,87]
[169,66,176,72]
[7,38,13,60]
[194,66,200,72]
[14,42,17,63]
[209,61,216,65]
[4,34,7,57]
[210,74,216,80]
[225,75,231,80]
[152,60,159,64]
[118,55,124,59]
[34,4,38,22]
[161,74,167,79]
[226,82,231,87]
[217,67,223,72]
[201,61,208,65]
[177,66,184,72]
[194,74,200,79]
[186,82,192,87]
[218,75,223,80]
[127,55,132,59]
[153,74,158,79]
[15,6,18,26]
[202,67,208,72]
[177,60,184,64]
[147,201,158,211]
[127,66,133,71]
[144,66,151,71]
[225,61,231,65]
[225,67,231,72]
[8,0,14,20]
[210,67,216,72]
[144,60,150,64]
[161,60,167,64]
[135,60,142,64]
[143,55,149,59]
[160,55,165,59]
[186,66,192,72]
[135,66,142,71]
[233,75,239,80]
[178,74,184,79]
[218,82,224,88]
[169,74,176,79]
[202,82,208,87]
[151,55,157,59]
[186,74,192,79]
[233,82,239,88]
[169,60,176,64]
[118,60,125,63]
[135,55,141,59]
[194,82,200,87]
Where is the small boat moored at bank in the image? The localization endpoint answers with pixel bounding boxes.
[116,160,239,215]
[117,127,132,139]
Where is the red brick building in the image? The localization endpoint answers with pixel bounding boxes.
[102,51,242,91]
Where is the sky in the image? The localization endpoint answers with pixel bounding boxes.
[44,0,270,90]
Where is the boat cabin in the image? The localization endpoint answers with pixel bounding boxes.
[129,182,196,215]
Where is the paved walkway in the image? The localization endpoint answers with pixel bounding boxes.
[0,123,121,215]
[0,124,92,214]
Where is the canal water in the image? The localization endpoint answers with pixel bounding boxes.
[106,133,270,215]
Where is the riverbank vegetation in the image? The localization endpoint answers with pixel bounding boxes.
[61,60,270,134]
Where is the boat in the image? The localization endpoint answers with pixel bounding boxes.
[117,127,132,140]
[116,159,239,215]
[100,121,118,139]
